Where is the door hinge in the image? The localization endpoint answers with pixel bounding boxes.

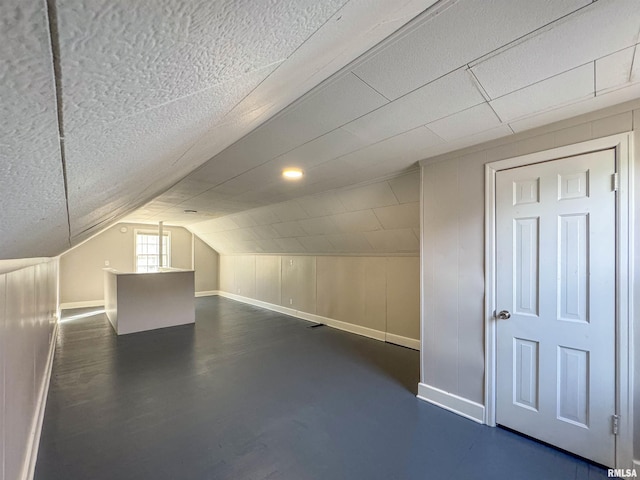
[612,172,619,191]
[612,414,620,435]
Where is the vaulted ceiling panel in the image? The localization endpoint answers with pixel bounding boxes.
[490,63,594,122]
[325,233,372,252]
[268,72,388,145]
[508,81,640,134]
[275,237,306,253]
[297,236,336,252]
[364,229,419,252]
[373,203,420,230]
[5,0,640,261]
[340,126,443,171]
[267,201,307,223]
[296,191,347,217]
[298,217,340,236]
[113,0,640,255]
[337,182,398,212]
[57,0,346,133]
[331,210,382,233]
[65,68,276,239]
[426,103,501,141]
[271,221,307,238]
[276,128,367,169]
[1,0,69,259]
[596,46,637,93]
[352,0,589,100]
[342,67,485,144]
[633,46,640,82]
[247,207,282,227]
[387,173,420,204]
[470,0,640,99]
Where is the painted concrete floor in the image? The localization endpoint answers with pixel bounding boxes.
[35,297,609,479]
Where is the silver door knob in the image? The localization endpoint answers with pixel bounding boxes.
[497,310,511,320]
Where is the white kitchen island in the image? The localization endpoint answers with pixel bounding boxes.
[104,267,195,335]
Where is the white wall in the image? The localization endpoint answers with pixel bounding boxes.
[220,254,420,347]
[0,259,58,480]
[420,99,640,460]
[60,223,219,306]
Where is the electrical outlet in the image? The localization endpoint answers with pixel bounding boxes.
[104,260,110,266]
[289,298,293,305]
[289,259,293,266]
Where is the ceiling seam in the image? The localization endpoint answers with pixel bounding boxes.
[466,1,598,68]
[628,44,638,83]
[466,67,492,102]
[351,71,391,101]
[148,1,590,209]
[115,1,357,224]
[131,1,609,229]
[44,0,71,245]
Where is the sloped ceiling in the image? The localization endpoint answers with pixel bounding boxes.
[0,0,438,260]
[189,170,420,255]
[2,0,640,261]
[128,0,640,245]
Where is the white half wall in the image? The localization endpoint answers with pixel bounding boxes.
[219,254,420,348]
[0,258,58,480]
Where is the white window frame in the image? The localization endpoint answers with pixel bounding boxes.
[134,229,171,273]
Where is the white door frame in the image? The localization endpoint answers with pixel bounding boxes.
[484,133,634,469]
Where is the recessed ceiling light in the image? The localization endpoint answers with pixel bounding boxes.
[183,209,198,214]
[282,168,303,179]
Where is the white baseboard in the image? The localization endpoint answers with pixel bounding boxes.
[298,310,387,341]
[217,291,298,317]
[385,333,420,350]
[216,291,419,350]
[60,300,104,310]
[21,322,58,480]
[195,290,220,297]
[417,383,485,424]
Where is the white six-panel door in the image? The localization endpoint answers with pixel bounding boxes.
[495,149,616,467]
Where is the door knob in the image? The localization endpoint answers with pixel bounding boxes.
[497,310,511,320]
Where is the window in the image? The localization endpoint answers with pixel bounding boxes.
[135,231,170,273]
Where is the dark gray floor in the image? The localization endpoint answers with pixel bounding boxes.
[35,297,608,479]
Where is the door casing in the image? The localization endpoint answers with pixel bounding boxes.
[483,133,634,469]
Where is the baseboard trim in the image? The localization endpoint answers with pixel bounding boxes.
[195,290,220,297]
[60,300,104,310]
[21,322,58,480]
[299,311,387,342]
[217,291,298,317]
[216,291,419,350]
[385,333,420,350]
[417,383,485,424]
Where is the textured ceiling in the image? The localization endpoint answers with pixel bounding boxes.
[1,0,438,260]
[2,0,640,261]
[129,0,640,245]
[189,170,420,255]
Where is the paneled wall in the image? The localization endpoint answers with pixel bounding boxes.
[219,254,419,344]
[420,99,640,458]
[60,223,219,306]
[0,259,58,480]
[194,236,219,293]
